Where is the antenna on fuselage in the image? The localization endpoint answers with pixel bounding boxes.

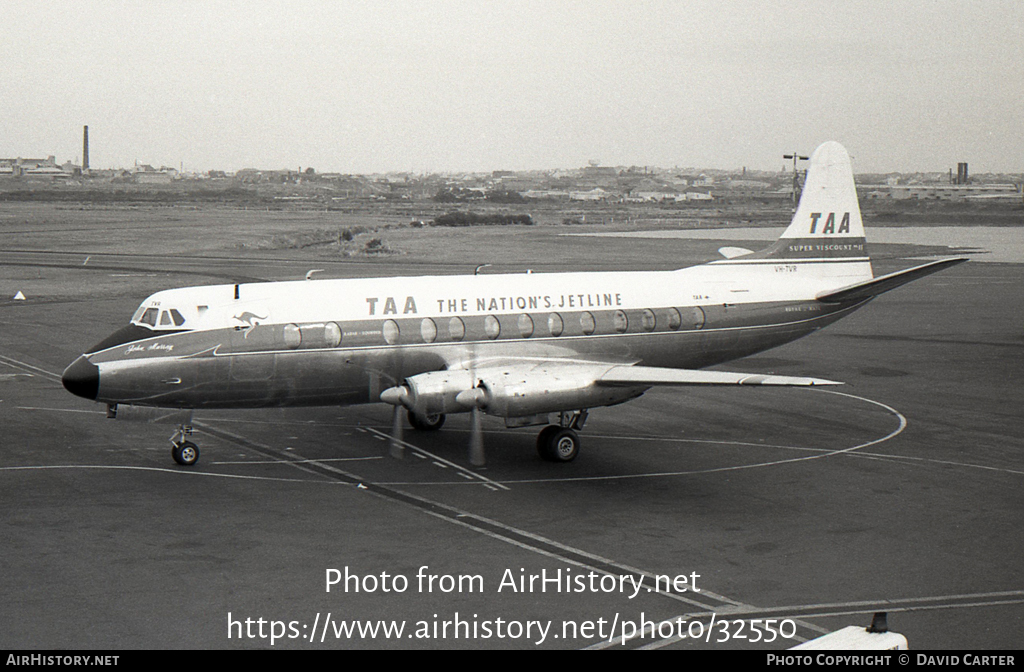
[474,264,492,275]
[305,269,324,280]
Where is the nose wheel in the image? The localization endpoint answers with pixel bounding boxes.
[170,424,199,466]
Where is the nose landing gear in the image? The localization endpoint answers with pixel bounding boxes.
[170,424,199,466]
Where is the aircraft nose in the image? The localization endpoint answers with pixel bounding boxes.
[62,356,99,400]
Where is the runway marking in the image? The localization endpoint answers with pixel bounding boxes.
[211,455,384,465]
[377,388,909,487]
[26,400,1021,480]
[0,463,346,485]
[189,417,745,614]
[14,361,1017,646]
[364,426,510,491]
[18,406,106,414]
[599,589,1024,650]
[0,355,63,383]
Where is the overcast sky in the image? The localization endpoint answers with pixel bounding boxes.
[2,0,1021,174]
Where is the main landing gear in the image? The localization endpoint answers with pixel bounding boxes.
[537,410,588,463]
[408,410,445,431]
[170,423,199,466]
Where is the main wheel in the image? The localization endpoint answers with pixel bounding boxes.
[537,426,580,462]
[408,410,445,431]
[172,441,200,466]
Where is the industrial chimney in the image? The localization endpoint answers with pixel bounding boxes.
[82,126,90,171]
[956,162,969,185]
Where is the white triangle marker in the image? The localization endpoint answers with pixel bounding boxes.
[13,291,26,300]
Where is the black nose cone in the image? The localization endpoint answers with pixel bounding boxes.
[62,356,99,400]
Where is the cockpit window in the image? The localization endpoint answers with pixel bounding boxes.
[132,305,187,330]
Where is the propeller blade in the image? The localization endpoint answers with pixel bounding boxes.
[469,406,485,467]
[389,404,405,459]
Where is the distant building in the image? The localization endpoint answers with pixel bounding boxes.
[889,184,1020,201]
[570,188,612,201]
[727,179,772,191]
[628,190,682,203]
[134,171,173,184]
[0,156,67,179]
[521,189,570,200]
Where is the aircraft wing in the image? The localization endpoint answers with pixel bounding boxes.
[816,257,967,303]
[596,365,842,387]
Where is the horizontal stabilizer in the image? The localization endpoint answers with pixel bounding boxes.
[816,258,967,303]
[597,365,842,387]
[719,246,755,259]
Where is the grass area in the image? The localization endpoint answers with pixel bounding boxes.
[0,199,1018,274]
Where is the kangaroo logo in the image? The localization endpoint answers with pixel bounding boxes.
[233,311,268,338]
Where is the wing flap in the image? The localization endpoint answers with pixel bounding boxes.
[597,365,842,387]
[816,257,967,303]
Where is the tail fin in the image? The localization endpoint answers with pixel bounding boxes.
[759,141,872,267]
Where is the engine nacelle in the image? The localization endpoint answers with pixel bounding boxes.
[398,369,477,416]
[475,368,644,418]
[385,366,646,419]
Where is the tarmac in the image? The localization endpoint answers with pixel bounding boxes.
[1,228,1022,649]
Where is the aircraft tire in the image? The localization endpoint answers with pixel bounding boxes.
[408,411,445,431]
[172,441,200,466]
[538,426,580,462]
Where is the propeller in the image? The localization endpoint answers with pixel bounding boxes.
[469,407,484,466]
[380,385,410,459]
[455,386,488,467]
[389,404,405,459]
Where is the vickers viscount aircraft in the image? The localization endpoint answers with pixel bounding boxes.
[62,142,965,467]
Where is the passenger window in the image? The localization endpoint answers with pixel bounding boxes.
[642,309,656,332]
[667,307,682,330]
[613,310,628,333]
[283,323,302,349]
[548,313,564,337]
[325,322,343,347]
[449,317,465,341]
[484,315,501,339]
[580,311,595,335]
[420,318,437,343]
[383,320,400,345]
[518,314,534,338]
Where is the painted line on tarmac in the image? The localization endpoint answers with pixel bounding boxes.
[363,426,510,491]
[18,405,106,414]
[211,455,384,465]
[9,363,799,641]
[0,463,346,485]
[379,388,908,487]
[193,418,745,615]
[0,355,63,383]
[25,400,1018,480]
